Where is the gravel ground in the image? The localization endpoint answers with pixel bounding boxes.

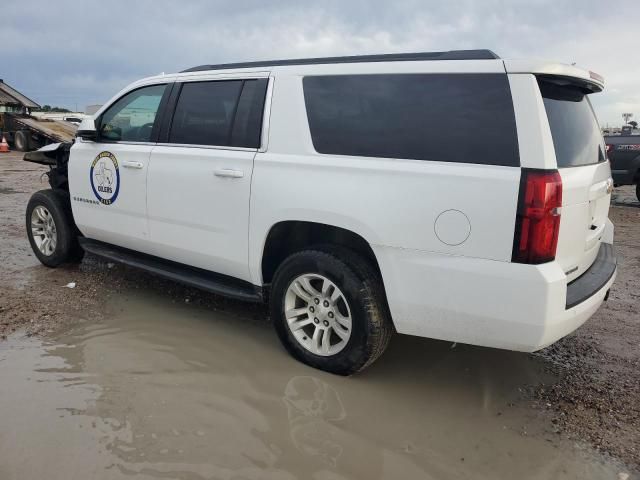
[533,201,640,469]
[1,150,639,472]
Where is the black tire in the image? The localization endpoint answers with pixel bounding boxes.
[26,189,83,267]
[270,247,393,375]
[14,130,31,152]
[636,183,640,203]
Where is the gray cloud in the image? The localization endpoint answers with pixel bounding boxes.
[2,0,637,124]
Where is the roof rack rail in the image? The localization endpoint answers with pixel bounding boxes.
[181,49,500,73]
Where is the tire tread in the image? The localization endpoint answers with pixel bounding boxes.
[26,189,82,267]
[271,245,393,375]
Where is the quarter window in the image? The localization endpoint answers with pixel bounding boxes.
[100,84,167,142]
[303,74,520,167]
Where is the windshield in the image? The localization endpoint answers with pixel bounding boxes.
[538,79,606,168]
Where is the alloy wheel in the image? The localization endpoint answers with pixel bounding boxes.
[31,205,57,256]
[284,273,353,356]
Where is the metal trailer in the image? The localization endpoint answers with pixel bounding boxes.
[0,113,77,151]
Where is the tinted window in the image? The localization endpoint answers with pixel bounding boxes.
[230,79,269,148]
[169,81,242,146]
[100,84,167,142]
[303,74,519,166]
[539,79,605,168]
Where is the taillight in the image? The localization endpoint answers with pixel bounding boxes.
[512,169,563,264]
[605,144,613,154]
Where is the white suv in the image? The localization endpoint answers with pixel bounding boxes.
[24,50,617,375]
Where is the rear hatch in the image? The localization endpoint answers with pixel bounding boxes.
[537,77,612,282]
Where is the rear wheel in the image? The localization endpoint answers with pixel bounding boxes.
[26,189,83,267]
[270,247,393,375]
[14,130,31,152]
[636,183,640,203]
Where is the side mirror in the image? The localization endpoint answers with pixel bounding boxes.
[76,117,98,141]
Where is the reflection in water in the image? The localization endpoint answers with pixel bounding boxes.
[283,376,346,467]
[0,291,629,480]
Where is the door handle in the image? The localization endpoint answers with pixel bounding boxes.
[122,161,144,169]
[214,169,244,178]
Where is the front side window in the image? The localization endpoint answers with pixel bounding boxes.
[303,74,520,167]
[100,84,167,142]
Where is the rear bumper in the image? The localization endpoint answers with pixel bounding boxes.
[532,262,616,351]
[566,243,616,309]
[375,242,617,352]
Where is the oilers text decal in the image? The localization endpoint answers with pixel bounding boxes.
[90,151,120,205]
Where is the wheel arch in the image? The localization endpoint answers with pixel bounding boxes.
[258,220,383,286]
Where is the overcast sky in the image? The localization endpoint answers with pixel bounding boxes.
[2,0,637,126]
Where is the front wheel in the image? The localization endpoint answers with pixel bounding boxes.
[26,189,83,267]
[636,183,640,203]
[270,248,393,375]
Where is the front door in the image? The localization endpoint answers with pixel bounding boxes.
[69,83,169,253]
[147,77,269,282]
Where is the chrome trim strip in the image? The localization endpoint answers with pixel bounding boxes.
[99,141,157,146]
[176,72,270,82]
[155,143,257,152]
[259,77,274,153]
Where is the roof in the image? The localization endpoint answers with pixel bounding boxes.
[181,49,500,73]
[0,89,18,105]
[0,79,40,108]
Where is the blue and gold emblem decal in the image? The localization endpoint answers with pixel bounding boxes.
[90,151,120,205]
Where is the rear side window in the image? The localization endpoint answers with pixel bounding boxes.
[303,74,520,167]
[170,81,242,146]
[538,79,605,168]
[230,79,269,148]
[169,79,268,148]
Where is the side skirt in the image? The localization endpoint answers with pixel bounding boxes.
[79,238,263,303]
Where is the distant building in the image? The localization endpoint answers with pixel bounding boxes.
[0,79,40,113]
[602,126,639,136]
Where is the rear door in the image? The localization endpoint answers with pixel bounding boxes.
[538,78,613,282]
[147,76,269,282]
[69,83,170,252]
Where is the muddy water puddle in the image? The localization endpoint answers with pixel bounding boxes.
[0,290,625,479]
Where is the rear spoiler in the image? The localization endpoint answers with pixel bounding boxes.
[503,59,604,93]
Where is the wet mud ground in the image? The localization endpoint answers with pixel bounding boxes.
[1,151,639,479]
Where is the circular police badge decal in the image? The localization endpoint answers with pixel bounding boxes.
[90,151,120,205]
